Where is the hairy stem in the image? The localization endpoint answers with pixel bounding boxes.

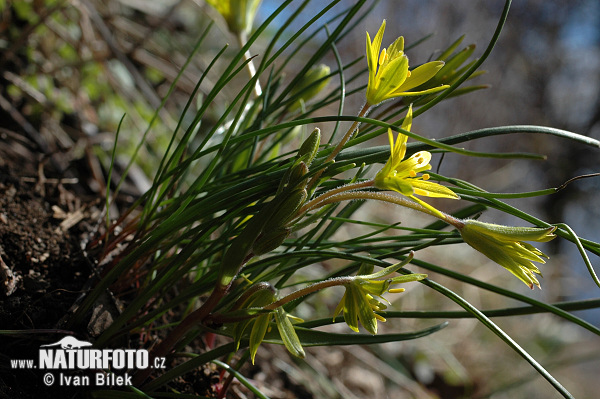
[265,277,355,310]
[297,179,375,216]
[305,190,464,228]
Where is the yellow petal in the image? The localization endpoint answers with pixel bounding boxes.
[411,180,460,199]
[392,130,408,166]
[392,85,450,97]
[378,48,387,66]
[205,0,230,15]
[370,55,409,104]
[366,20,386,91]
[395,61,445,93]
[384,36,405,64]
[372,20,386,58]
[343,285,361,332]
[366,32,377,87]
[401,104,413,132]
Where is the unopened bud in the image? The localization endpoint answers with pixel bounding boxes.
[264,188,307,229]
[288,161,309,188]
[205,0,262,35]
[297,128,321,166]
[252,227,291,255]
[288,65,331,110]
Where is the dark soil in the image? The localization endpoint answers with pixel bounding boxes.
[0,174,91,327]
[0,162,98,398]
[0,144,257,399]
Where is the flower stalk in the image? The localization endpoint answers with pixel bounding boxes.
[303,189,462,226]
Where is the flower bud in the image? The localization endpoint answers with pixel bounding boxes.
[205,0,262,36]
[264,187,307,230]
[297,128,321,166]
[252,227,291,255]
[288,161,309,188]
[288,65,331,110]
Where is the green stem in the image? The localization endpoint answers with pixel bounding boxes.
[412,272,574,398]
[325,103,370,163]
[556,223,600,289]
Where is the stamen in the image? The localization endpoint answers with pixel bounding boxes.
[422,174,430,180]
[379,48,387,66]
[388,288,405,293]
[409,170,417,178]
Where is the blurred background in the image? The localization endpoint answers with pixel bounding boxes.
[316,2,600,398]
[1,0,598,398]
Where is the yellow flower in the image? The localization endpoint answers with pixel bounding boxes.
[366,20,449,106]
[459,220,557,289]
[333,257,426,335]
[374,105,459,215]
[205,0,262,36]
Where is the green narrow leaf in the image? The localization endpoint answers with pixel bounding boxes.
[410,273,574,399]
[212,360,271,399]
[264,322,448,346]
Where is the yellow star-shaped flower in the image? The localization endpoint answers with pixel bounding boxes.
[374,105,459,216]
[366,20,449,106]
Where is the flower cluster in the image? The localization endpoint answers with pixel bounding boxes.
[458,220,557,289]
[334,256,427,334]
